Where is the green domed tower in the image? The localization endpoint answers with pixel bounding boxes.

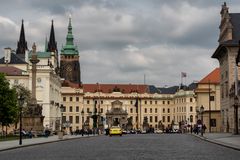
[60,18,81,84]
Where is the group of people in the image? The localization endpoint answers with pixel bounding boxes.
[192,124,207,135]
[71,128,101,136]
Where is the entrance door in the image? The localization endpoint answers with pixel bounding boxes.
[113,118,119,126]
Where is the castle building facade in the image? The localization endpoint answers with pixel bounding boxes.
[0,20,62,131]
[212,3,240,133]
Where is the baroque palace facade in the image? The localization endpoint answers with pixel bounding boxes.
[61,82,198,132]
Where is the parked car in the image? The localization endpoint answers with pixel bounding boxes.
[141,130,147,134]
[155,129,163,134]
[109,126,122,136]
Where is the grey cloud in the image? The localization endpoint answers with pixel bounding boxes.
[1,0,239,86]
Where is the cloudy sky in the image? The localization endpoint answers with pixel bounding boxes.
[1,0,240,87]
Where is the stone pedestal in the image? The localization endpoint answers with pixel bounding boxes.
[22,103,44,133]
[22,116,44,133]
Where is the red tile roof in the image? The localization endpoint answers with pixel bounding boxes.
[61,80,149,93]
[83,84,148,94]
[0,66,24,76]
[199,68,220,84]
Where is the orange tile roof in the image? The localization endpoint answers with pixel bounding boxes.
[83,83,148,94]
[199,68,220,84]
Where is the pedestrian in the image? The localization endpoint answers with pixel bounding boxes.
[202,124,207,133]
[29,128,33,138]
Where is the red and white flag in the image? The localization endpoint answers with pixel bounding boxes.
[181,72,187,78]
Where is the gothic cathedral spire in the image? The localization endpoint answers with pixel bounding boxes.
[47,20,57,52]
[16,19,28,55]
[47,20,60,75]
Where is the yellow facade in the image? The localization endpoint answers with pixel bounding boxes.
[61,85,197,132]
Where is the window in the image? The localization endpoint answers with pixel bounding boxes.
[136,116,138,123]
[76,97,79,102]
[76,116,79,123]
[225,82,228,97]
[155,101,157,104]
[163,108,165,113]
[190,106,193,112]
[210,96,215,101]
[130,101,133,105]
[101,101,103,104]
[87,108,90,113]
[155,116,158,122]
[145,108,147,113]
[70,97,73,101]
[163,116,165,122]
[190,115,193,123]
[190,98,192,102]
[167,116,170,122]
[221,84,224,98]
[87,100,90,104]
[101,108,103,113]
[163,101,165,104]
[210,119,216,127]
[76,106,79,112]
[167,101,170,105]
[150,108,152,113]
[130,108,133,113]
[69,106,73,112]
[150,116,152,123]
[63,97,66,101]
[63,106,66,112]
[167,108,170,113]
[150,101,152,105]
[62,116,66,123]
[145,101,147,105]
[155,108,157,113]
[14,79,19,84]
[69,116,73,123]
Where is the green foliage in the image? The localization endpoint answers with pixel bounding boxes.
[0,73,18,127]
[12,84,31,104]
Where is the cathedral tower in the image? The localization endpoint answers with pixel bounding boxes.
[60,18,81,84]
[16,20,28,55]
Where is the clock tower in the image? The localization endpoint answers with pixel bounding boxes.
[60,18,81,84]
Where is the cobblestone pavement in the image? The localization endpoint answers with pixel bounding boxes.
[0,134,240,160]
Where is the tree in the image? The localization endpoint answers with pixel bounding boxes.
[12,84,31,128]
[0,73,18,135]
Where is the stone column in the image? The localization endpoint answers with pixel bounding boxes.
[30,43,39,104]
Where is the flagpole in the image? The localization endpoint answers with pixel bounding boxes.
[181,72,183,86]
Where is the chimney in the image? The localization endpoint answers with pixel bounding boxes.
[4,47,11,64]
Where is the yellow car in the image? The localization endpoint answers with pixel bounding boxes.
[109,126,122,136]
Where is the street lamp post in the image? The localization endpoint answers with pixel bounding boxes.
[92,100,98,134]
[60,104,65,132]
[200,105,204,136]
[81,109,84,130]
[18,95,24,145]
[234,96,239,135]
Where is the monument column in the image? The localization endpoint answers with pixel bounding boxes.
[22,43,44,133]
[30,43,39,104]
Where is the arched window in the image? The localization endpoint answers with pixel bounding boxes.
[190,115,193,123]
